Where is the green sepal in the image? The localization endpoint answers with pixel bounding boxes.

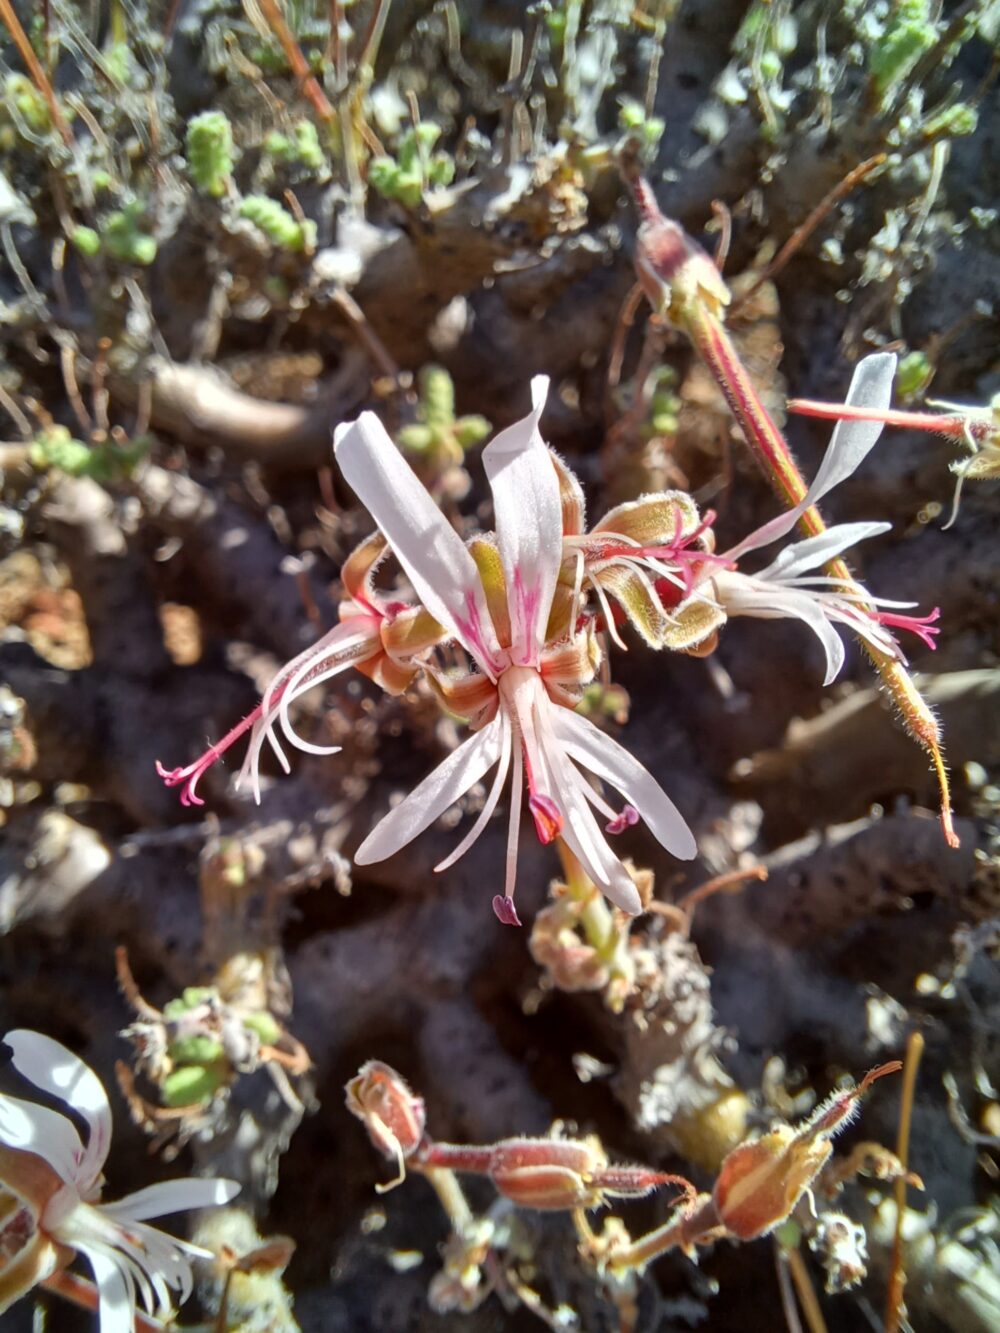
[661,597,727,651]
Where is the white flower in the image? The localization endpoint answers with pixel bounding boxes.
[334,378,696,923]
[709,352,939,682]
[0,1030,239,1332]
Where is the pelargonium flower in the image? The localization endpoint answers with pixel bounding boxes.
[667,353,940,679]
[334,378,697,923]
[0,1030,239,1332]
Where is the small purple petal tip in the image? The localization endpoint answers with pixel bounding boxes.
[492,894,522,927]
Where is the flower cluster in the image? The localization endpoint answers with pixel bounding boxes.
[158,356,939,924]
[0,1030,238,1332]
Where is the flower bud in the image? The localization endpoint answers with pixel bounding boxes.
[713,1062,901,1241]
[486,1136,691,1212]
[345,1062,426,1173]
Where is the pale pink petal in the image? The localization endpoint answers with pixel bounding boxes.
[551,709,698,861]
[334,414,501,675]
[557,782,643,914]
[101,1178,240,1223]
[755,521,892,582]
[356,717,505,864]
[481,376,562,665]
[7,1029,111,1188]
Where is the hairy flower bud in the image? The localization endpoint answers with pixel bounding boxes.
[713,1062,901,1241]
[483,1136,690,1212]
[345,1062,426,1187]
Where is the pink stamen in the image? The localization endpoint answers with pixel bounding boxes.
[874,606,941,651]
[156,706,265,806]
[492,894,522,927]
[529,793,564,844]
[605,804,639,835]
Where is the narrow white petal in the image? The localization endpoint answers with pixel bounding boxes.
[435,713,513,872]
[0,1093,83,1186]
[334,414,500,674]
[481,378,562,664]
[77,1246,134,1333]
[6,1030,111,1187]
[726,352,897,560]
[755,522,892,582]
[276,619,379,755]
[356,718,504,864]
[719,577,846,686]
[100,1177,239,1223]
[808,352,897,504]
[558,785,643,914]
[551,710,697,860]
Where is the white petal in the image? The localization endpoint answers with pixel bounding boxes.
[808,352,897,504]
[100,1177,239,1223]
[0,1093,83,1187]
[481,377,562,665]
[551,710,697,860]
[435,713,513,872]
[557,781,643,914]
[334,414,501,675]
[755,521,891,582]
[6,1030,111,1187]
[355,717,504,864]
[719,577,846,686]
[78,1245,134,1333]
[726,352,897,560]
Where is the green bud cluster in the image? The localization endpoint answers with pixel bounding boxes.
[264,119,324,171]
[239,194,316,252]
[186,110,235,198]
[643,367,681,438]
[105,200,157,265]
[397,365,490,458]
[618,99,665,161]
[4,74,51,134]
[368,121,455,208]
[28,425,150,481]
[159,986,283,1107]
[896,350,933,400]
[869,0,937,96]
